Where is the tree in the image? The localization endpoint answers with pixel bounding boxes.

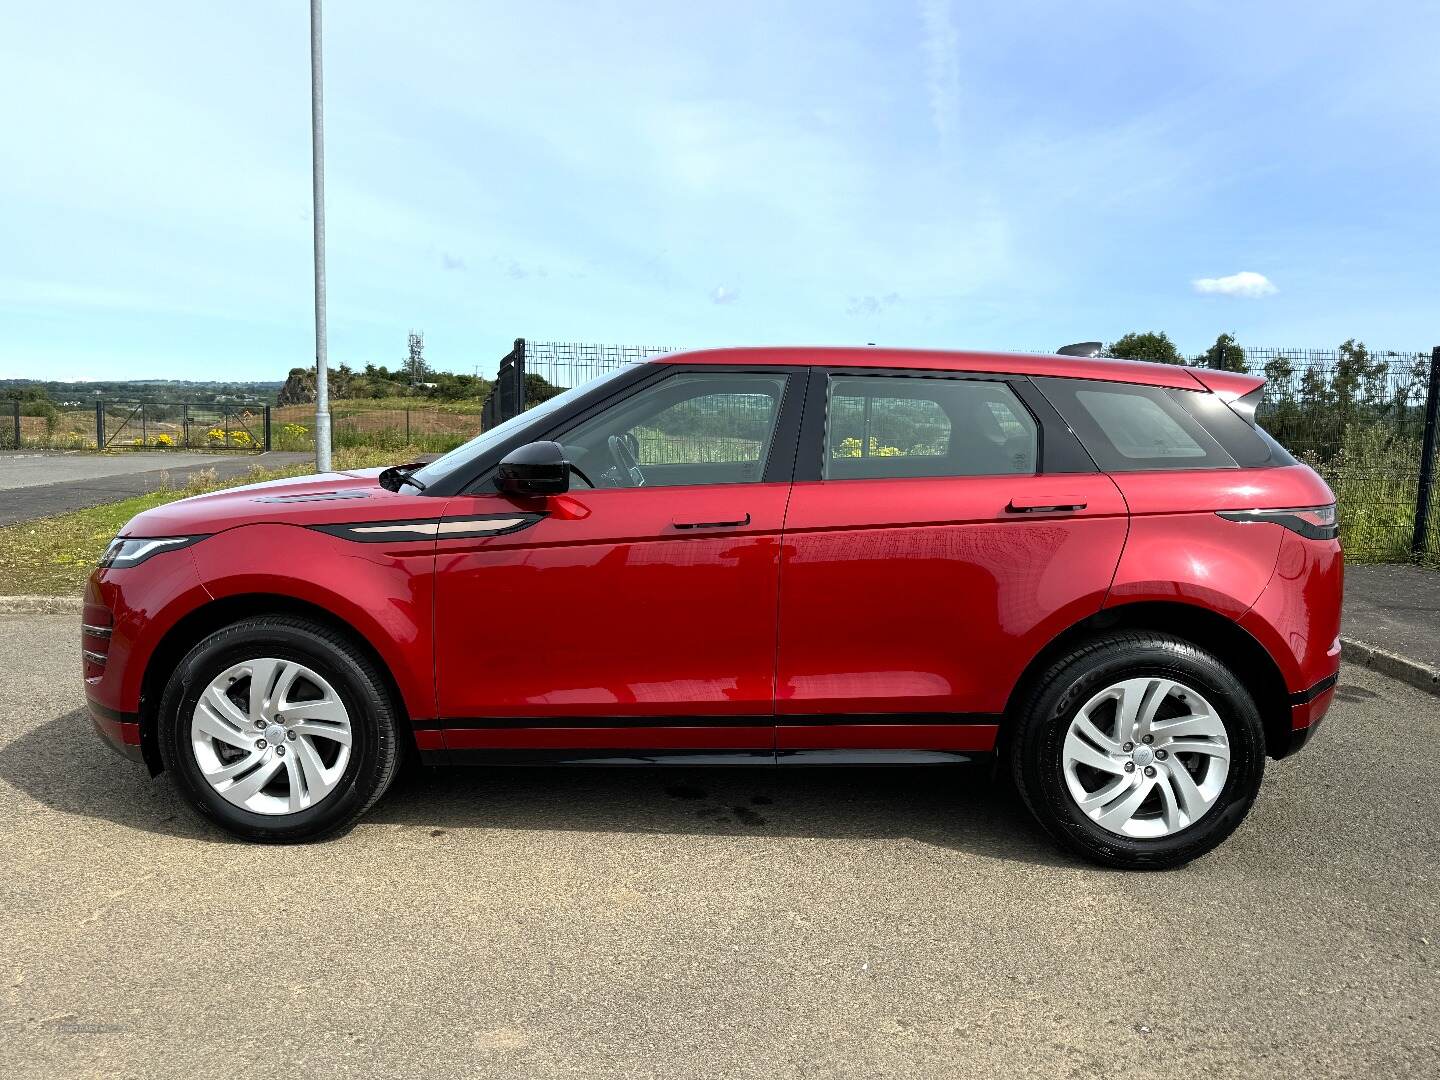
[1262,353,1295,402]
[524,372,564,405]
[1106,331,1183,365]
[1202,333,1249,373]
[403,330,432,385]
[1332,338,1383,412]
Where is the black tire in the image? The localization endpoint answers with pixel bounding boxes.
[1010,632,1266,870]
[157,616,401,843]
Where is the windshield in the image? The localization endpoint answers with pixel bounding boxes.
[407,366,635,490]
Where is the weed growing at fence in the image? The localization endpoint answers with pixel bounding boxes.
[1303,424,1423,563]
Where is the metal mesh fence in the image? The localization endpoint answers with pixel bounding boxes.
[5,404,100,450]
[3,401,273,452]
[1421,473,1440,567]
[269,404,480,454]
[524,341,679,396]
[99,402,267,450]
[1235,348,1436,564]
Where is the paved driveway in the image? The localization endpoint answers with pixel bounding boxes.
[0,451,311,525]
[1,613,1436,1078]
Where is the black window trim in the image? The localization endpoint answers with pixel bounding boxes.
[1166,385,1293,468]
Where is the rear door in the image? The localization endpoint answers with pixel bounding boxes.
[775,369,1129,759]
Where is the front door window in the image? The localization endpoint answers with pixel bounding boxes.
[556,371,790,488]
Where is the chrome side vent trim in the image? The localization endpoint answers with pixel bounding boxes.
[309,513,544,544]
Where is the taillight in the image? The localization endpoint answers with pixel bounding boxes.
[1217,504,1338,540]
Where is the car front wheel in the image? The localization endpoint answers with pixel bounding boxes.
[157,616,401,842]
[1010,632,1267,870]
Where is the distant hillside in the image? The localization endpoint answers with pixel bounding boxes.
[0,378,283,406]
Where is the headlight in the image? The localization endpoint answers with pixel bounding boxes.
[99,535,207,569]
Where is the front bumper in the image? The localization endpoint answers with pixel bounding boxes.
[87,700,145,764]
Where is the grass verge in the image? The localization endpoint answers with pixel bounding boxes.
[0,446,436,597]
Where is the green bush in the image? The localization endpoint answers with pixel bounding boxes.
[1307,423,1423,563]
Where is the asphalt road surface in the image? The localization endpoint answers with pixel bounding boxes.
[1,613,1436,1078]
[0,452,310,526]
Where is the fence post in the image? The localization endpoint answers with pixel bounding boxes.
[1412,346,1440,560]
[405,409,411,445]
[95,399,105,450]
[9,399,18,449]
[514,337,527,414]
[263,405,272,451]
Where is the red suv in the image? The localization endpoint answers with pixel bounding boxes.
[83,347,1342,868]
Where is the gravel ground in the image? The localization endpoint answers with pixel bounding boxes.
[1,613,1436,1078]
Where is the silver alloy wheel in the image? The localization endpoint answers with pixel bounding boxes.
[1061,677,1231,839]
[190,657,353,816]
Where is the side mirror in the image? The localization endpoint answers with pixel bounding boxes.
[496,441,571,497]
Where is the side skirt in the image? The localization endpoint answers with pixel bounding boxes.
[416,748,986,767]
[413,713,1002,766]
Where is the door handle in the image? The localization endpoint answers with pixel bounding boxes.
[672,513,752,530]
[1006,496,1087,513]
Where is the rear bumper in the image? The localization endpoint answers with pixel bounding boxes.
[1272,672,1339,759]
[87,699,145,764]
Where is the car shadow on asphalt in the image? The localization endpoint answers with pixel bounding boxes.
[2,711,1081,868]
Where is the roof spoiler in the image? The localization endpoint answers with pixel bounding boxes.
[1190,369,1266,426]
[1056,341,1103,358]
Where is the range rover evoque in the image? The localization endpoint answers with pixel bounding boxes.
[83,346,1342,868]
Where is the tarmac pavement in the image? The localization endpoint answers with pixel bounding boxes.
[1,613,1437,1078]
[0,451,311,526]
[1344,562,1440,675]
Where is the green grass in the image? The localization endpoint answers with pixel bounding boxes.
[0,446,434,597]
[1306,424,1430,564]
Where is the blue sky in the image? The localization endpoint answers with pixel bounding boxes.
[1,1,1436,381]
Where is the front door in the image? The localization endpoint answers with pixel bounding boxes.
[432,367,805,760]
[775,370,1128,758]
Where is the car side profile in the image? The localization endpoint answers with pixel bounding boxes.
[83,346,1342,868]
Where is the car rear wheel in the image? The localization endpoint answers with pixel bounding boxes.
[1010,632,1266,870]
[157,616,401,842]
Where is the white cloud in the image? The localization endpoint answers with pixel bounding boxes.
[846,293,901,316]
[711,285,740,305]
[1192,271,1277,298]
[918,0,960,143]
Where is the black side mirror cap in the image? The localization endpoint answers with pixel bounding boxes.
[496,441,571,497]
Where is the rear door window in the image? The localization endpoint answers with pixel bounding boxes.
[824,375,1037,479]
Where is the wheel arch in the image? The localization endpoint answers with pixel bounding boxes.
[1000,600,1293,761]
[137,593,415,776]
